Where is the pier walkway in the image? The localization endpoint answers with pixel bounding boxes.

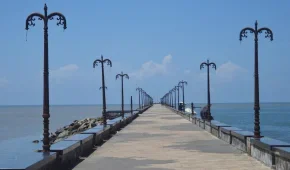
[73,104,270,170]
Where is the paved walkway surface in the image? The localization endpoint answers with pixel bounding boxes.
[73,104,270,170]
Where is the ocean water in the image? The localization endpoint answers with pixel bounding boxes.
[0,103,289,144]
[0,104,139,143]
[186,103,290,143]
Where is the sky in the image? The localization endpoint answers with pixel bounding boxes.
[0,0,289,105]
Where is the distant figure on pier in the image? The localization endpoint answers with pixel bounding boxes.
[200,104,213,121]
[200,105,207,119]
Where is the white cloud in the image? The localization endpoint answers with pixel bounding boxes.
[50,64,79,83]
[216,61,247,82]
[129,55,172,80]
[197,61,247,83]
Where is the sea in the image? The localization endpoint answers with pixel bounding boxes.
[191,103,290,143]
[0,104,139,143]
[0,103,289,145]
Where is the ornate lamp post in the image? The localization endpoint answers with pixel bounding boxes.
[175,85,181,109]
[169,90,172,107]
[93,55,112,126]
[141,89,144,108]
[136,87,142,109]
[200,59,216,121]
[175,86,180,109]
[170,90,174,108]
[178,80,187,111]
[239,21,273,139]
[140,89,144,108]
[165,93,168,106]
[116,72,129,118]
[145,92,148,107]
[172,87,176,109]
[25,3,67,152]
[130,96,133,115]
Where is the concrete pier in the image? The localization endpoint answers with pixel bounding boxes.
[73,104,270,170]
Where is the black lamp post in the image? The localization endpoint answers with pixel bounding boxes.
[172,87,176,109]
[130,96,133,115]
[175,85,181,109]
[25,3,67,152]
[169,90,171,107]
[116,72,129,118]
[200,59,216,121]
[141,89,144,108]
[239,20,273,139]
[143,91,146,107]
[178,80,187,111]
[93,55,112,126]
[136,87,142,109]
[165,93,168,106]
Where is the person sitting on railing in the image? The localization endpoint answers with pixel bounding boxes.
[200,104,214,121]
[205,104,214,121]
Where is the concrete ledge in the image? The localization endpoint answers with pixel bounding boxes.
[50,140,81,170]
[107,118,122,133]
[192,116,197,124]
[231,130,254,154]
[220,127,242,144]
[199,119,205,129]
[81,126,104,145]
[210,121,230,138]
[273,147,290,170]
[251,137,290,168]
[64,134,94,156]
[196,118,201,127]
[0,151,57,170]
[205,121,211,133]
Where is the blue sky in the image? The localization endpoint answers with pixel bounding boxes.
[0,0,289,105]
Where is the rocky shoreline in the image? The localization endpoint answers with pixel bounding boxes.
[33,112,122,144]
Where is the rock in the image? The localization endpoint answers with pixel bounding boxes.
[73,123,81,130]
[71,130,78,134]
[90,119,96,124]
[53,138,63,144]
[50,134,56,138]
[55,128,64,135]
[67,125,74,131]
[63,125,70,130]
[58,130,70,138]
[51,116,102,144]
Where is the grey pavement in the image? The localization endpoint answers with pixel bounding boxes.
[73,104,270,170]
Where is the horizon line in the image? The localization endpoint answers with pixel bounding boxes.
[0,102,289,106]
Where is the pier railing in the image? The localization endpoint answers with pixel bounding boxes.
[162,103,290,170]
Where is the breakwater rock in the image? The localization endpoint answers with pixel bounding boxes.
[33,117,104,144]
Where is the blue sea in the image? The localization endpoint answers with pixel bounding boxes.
[189,103,290,143]
[0,103,289,144]
[0,104,139,143]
